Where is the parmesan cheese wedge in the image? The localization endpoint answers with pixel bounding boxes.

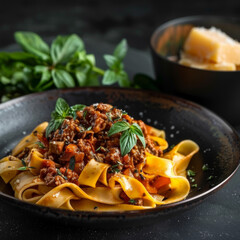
[179,52,236,71]
[184,27,240,65]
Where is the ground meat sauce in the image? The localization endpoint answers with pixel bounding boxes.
[38,103,163,205]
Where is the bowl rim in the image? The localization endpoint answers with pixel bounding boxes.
[150,15,240,73]
[0,87,239,218]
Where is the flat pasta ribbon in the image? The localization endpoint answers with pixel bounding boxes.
[0,156,22,183]
[36,183,124,209]
[163,140,199,176]
[0,121,200,211]
[12,122,48,156]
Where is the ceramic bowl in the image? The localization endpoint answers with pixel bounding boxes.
[0,87,239,227]
[150,16,240,125]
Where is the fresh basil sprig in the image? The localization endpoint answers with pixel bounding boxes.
[102,39,130,87]
[0,32,131,102]
[45,98,85,137]
[108,121,146,156]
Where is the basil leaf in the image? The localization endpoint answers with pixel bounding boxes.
[34,65,48,73]
[55,98,69,117]
[131,123,146,148]
[120,130,137,156]
[116,70,130,87]
[0,76,11,85]
[0,52,38,62]
[86,72,100,86]
[86,54,95,66]
[52,69,75,88]
[131,123,144,136]
[108,121,130,136]
[132,74,159,90]
[102,70,118,85]
[69,156,76,171]
[51,34,84,65]
[14,32,50,61]
[33,65,51,90]
[70,104,85,112]
[104,55,119,69]
[75,71,87,86]
[75,51,95,66]
[45,118,64,137]
[114,39,127,61]
[69,104,86,119]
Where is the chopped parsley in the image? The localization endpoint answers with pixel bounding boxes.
[191,184,198,188]
[56,169,68,180]
[83,111,87,119]
[128,199,136,204]
[106,112,113,122]
[109,161,122,173]
[95,146,107,152]
[187,169,196,177]
[202,164,209,171]
[86,126,92,131]
[169,144,175,150]
[35,141,45,149]
[207,175,214,181]
[18,159,36,171]
[69,156,76,171]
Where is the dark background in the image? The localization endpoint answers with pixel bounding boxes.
[0,0,239,50]
[0,1,240,240]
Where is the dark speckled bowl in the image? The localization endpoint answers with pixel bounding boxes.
[0,87,239,227]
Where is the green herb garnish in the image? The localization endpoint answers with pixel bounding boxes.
[0,32,130,102]
[191,184,198,188]
[86,126,92,131]
[21,158,26,167]
[207,175,214,181]
[187,169,196,177]
[128,199,136,204]
[45,98,85,137]
[108,121,145,156]
[106,112,113,122]
[69,156,76,171]
[202,164,209,171]
[35,141,45,149]
[109,161,123,173]
[102,39,130,87]
[18,159,36,171]
[190,178,195,183]
[169,144,175,150]
[56,168,68,180]
[83,111,87,119]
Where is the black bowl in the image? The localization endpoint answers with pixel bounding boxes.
[0,87,239,227]
[150,16,240,126]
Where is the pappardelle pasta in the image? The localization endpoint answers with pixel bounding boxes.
[0,99,199,211]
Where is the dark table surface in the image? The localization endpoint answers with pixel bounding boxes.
[0,1,240,239]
